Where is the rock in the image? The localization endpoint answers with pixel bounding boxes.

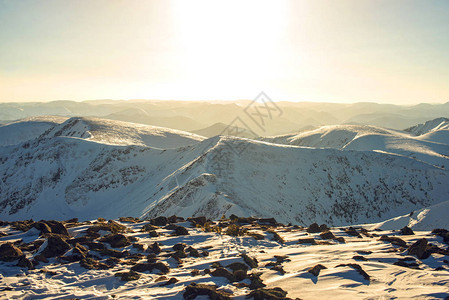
[344,227,362,237]
[10,220,35,232]
[99,234,131,248]
[211,267,235,282]
[17,255,34,269]
[98,248,128,258]
[173,243,187,251]
[183,282,232,300]
[249,233,265,240]
[379,235,407,247]
[186,246,201,258]
[393,260,420,269]
[174,226,189,236]
[320,231,336,240]
[108,220,128,233]
[160,277,178,286]
[400,226,414,235]
[132,243,147,252]
[270,265,286,275]
[189,216,207,226]
[150,216,168,227]
[257,218,278,226]
[352,255,368,261]
[297,238,317,245]
[432,228,449,244]
[33,222,52,235]
[80,257,111,270]
[41,236,71,258]
[0,243,24,261]
[308,264,327,276]
[307,223,321,233]
[241,253,258,268]
[114,270,141,281]
[356,250,372,255]
[119,217,139,223]
[334,237,345,243]
[83,242,107,251]
[336,263,370,281]
[191,269,200,276]
[408,238,432,259]
[148,230,159,237]
[319,224,329,232]
[274,255,290,264]
[227,262,249,272]
[45,220,70,236]
[142,224,159,231]
[247,287,289,300]
[249,273,266,290]
[233,269,247,281]
[131,262,170,274]
[148,242,162,254]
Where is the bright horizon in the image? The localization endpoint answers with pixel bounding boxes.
[1,0,449,104]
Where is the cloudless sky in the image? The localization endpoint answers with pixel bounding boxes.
[1,0,449,103]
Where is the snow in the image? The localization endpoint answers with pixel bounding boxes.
[0,219,448,299]
[0,116,67,146]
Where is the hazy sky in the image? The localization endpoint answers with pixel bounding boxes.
[1,0,449,103]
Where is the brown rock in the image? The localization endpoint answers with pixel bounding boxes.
[308,264,327,276]
[183,282,232,300]
[0,243,23,261]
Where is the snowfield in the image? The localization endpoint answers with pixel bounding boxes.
[0,217,448,299]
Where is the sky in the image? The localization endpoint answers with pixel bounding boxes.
[0,0,449,104]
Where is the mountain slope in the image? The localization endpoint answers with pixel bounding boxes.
[1,130,449,226]
[405,117,449,136]
[261,124,449,168]
[0,116,67,146]
[40,117,206,149]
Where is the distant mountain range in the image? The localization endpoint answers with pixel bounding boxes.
[1,116,449,228]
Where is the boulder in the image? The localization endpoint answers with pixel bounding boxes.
[211,267,235,282]
[131,262,170,274]
[400,226,414,235]
[241,253,258,268]
[189,216,207,226]
[320,231,336,240]
[80,257,111,270]
[408,238,432,259]
[99,234,131,248]
[0,243,24,261]
[183,282,232,300]
[379,235,407,247]
[308,264,327,276]
[41,236,71,258]
[226,262,249,272]
[17,255,34,269]
[247,287,288,300]
[150,216,168,227]
[114,270,141,281]
[307,223,321,233]
[174,226,189,236]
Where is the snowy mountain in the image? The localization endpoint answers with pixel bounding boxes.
[1,118,449,227]
[40,117,205,148]
[261,124,449,168]
[0,116,67,147]
[404,117,449,136]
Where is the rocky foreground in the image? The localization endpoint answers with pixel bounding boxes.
[0,216,449,299]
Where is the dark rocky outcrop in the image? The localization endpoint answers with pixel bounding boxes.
[41,236,71,258]
[131,262,170,274]
[308,264,327,276]
[0,243,24,261]
[400,226,414,235]
[336,263,370,281]
[247,287,289,300]
[99,234,131,248]
[379,235,407,247]
[114,270,141,281]
[183,282,232,300]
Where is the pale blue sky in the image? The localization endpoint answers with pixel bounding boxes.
[1,0,449,103]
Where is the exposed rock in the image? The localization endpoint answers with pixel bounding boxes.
[98,248,128,258]
[270,265,286,275]
[131,262,170,274]
[297,238,317,245]
[186,246,201,257]
[234,269,247,281]
[249,273,266,290]
[19,240,45,253]
[352,255,368,261]
[173,243,187,251]
[334,237,345,243]
[41,236,71,258]
[142,224,159,232]
[307,223,321,233]
[150,216,168,227]
[119,217,140,223]
[400,226,414,235]
[344,227,362,238]
[183,282,232,300]
[83,242,107,251]
[336,263,370,281]
[227,262,249,272]
[174,226,189,236]
[242,253,259,268]
[211,267,236,282]
[0,243,24,261]
[319,224,329,232]
[267,230,284,244]
[379,235,407,247]
[189,216,207,226]
[33,222,52,235]
[114,270,141,281]
[148,242,162,254]
[148,230,159,237]
[99,234,131,248]
[80,257,111,270]
[432,228,449,244]
[17,255,34,269]
[10,220,34,232]
[320,231,336,240]
[408,238,432,259]
[45,220,70,236]
[247,287,289,300]
[191,269,200,276]
[308,264,327,276]
[160,277,179,286]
